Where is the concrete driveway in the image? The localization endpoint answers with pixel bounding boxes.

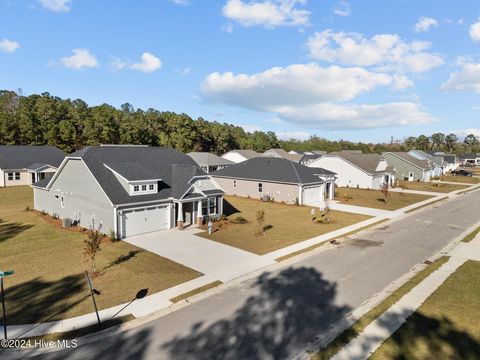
[125,228,274,281]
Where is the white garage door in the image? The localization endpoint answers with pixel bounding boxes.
[123,205,170,238]
[303,185,323,205]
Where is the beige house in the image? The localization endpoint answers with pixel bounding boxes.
[0,145,65,187]
[211,157,336,207]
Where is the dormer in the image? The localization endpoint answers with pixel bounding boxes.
[104,162,162,196]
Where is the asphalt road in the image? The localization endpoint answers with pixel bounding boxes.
[31,189,480,360]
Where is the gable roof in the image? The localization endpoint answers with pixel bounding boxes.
[324,153,384,175]
[263,149,304,162]
[0,145,65,170]
[222,149,260,160]
[211,157,327,185]
[382,152,432,170]
[187,152,234,167]
[40,146,216,206]
[409,150,444,167]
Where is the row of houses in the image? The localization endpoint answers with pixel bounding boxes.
[0,145,470,239]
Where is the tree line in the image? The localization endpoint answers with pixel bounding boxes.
[0,90,479,155]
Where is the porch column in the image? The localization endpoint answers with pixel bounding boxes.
[197,200,203,226]
[177,202,184,230]
[329,182,334,200]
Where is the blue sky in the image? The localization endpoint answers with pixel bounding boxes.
[1,0,480,143]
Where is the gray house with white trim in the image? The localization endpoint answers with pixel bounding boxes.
[381,152,433,182]
[187,152,234,173]
[0,145,65,187]
[211,157,336,207]
[33,145,224,238]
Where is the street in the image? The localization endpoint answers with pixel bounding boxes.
[32,189,480,360]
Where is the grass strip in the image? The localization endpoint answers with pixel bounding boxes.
[312,256,449,360]
[169,281,223,303]
[462,226,480,243]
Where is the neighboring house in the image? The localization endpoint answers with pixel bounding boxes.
[300,154,323,166]
[211,157,336,207]
[308,153,395,189]
[459,153,480,166]
[221,149,261,163]
[381,152,433,182]
[408,150,444,177]
[33,145,224,238]
[431,152,458,173]
[0,145,65,187]
[263,148,304,163]
[187,152,234,173]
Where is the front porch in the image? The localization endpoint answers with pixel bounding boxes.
[175,195,224,230]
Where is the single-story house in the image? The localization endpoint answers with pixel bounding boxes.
[308,152,395,189]
[33,145,224,238]
[221,149,261,163]
[408,150,444,177]
[381,152,433,182]
[187,152,234,173]
[0,145,65,187]
[300,154,323,166]
[459,153,480,166]
[211,157,336,207]
[431,152,458,173]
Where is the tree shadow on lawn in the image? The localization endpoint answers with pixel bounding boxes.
[0,274,86,327]
[99,250,143,274]
[365,311,480,360]
[0,219,33,242]
[162,267,351,360]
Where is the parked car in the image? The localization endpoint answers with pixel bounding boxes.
[451,169,473,177]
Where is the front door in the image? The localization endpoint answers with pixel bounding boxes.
[408,172,414,182]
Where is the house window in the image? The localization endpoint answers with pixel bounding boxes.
[233,180,237,188]
[258,183,263,193]
[141,185,147,191]
[15,172,20,180]
[7,173,13,181]
[134,185,139,192]
[201,199,208,215]
[209,197,217,214]
[149,184,154,191]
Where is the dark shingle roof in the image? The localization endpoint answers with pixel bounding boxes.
[105,161,159,181]
[0,145,65,170]
[211,157,326,185]
[47,146,215,205]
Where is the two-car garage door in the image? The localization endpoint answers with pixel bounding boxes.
[123,205,170,238]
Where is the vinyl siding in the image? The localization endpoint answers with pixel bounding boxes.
[381,154,424,181]
[34,159,114,234]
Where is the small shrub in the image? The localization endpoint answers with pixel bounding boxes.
[232,216,247,224]
[109,229,120,242]
[40,210,47,216]
[52,213,59,220]
[25,206,30,211]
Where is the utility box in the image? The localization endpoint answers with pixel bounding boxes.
[62,217,72,228]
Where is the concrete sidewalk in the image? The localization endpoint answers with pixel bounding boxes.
[331,232,480,360]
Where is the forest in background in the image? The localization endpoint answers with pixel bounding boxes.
[1,90,479,155]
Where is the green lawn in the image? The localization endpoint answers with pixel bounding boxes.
[0,186,201,325]
[462,226,480,243]
[197,195,371,255]
[396,180,468,193]
[440,175,480,184]
[313,257,449,360]
[371,260,480,360]
[335,187,434,210]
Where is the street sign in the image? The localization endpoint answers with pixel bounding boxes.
[0,270,14,278]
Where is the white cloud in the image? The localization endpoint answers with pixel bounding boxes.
[469,19,480,42]
[222,0,310,28]
[0,39,20,53]
[333,0,350,17]
[452,128,480,138]
[441,62,480,93]
[201,63,432,129]
[169,0,190,5]
[129,52,162,73]
[175,67,191,76]
[276,131,310,140]
[60,48,98,69]
[306,30,444,73]
[415,17,438,32]
[223,23,235,33]
[39,0,72,12]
